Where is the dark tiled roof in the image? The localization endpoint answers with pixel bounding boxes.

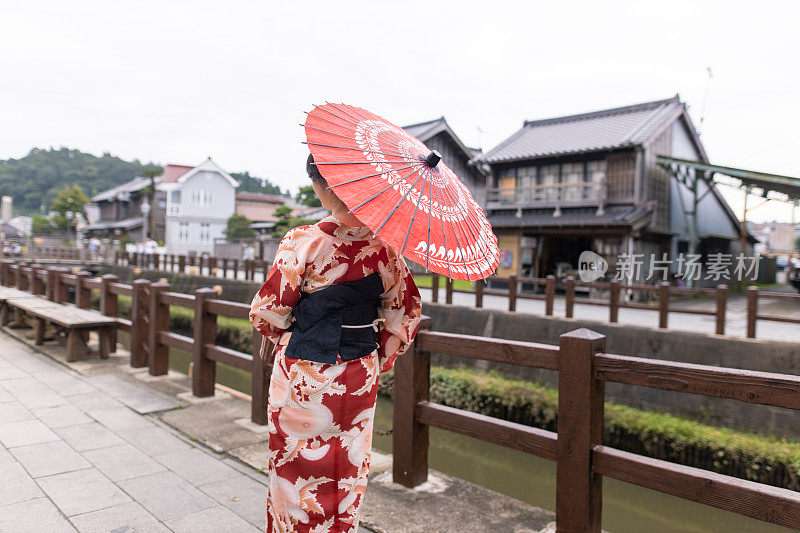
[91,177,159,203]
[403,117,482,158]
[480,97,684,163]
[489,204,653,229]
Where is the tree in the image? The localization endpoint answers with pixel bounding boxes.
[32,215,55,235]
[272,206,315,238]
[50,185,90,231]
[142,167,161,239]
[295,185,322,207]
[0,147,160,215]
[225,213,255,238]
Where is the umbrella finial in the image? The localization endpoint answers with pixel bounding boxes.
[425,150,442,168]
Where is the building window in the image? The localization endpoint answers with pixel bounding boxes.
[191,189,212,207]
[171,191,181,204]
[200,223,210,242]
[179,222,189,242]
[539,164,559,201]
[561,162,584,200]
[157,198,166,209]
[517,166,537,202]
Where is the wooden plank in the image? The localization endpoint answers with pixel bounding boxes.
[159,291,195,308]
[205,344,252,371]
[116,318,132,332]
[206,299,250,320]
[416,330,559,370]
[756,313,800,325]
[593,445,800,530]
[595,353,800,410]
[109,283,133,297]
[418,401,557,460]
[83,279,102,290]
[158,331,193,352]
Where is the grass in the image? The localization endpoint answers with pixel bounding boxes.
[413,275,475,291]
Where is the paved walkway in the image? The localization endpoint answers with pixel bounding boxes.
[0,333,269,532]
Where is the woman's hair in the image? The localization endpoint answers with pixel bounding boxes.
[306,154,326,185]
[306,153,350,214]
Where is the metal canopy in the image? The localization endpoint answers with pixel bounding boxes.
[656,156,800,200]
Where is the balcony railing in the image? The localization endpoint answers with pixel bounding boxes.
[487,180,605,207]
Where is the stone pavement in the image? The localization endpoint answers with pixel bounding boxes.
[0,332,273,532]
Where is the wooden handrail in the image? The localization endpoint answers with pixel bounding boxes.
[592,446,800,530]
[393,321,800,531]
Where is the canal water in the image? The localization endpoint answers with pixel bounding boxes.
[159,343,791,533]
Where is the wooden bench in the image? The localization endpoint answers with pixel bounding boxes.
[5,298,118,361]
[0,287,45,326]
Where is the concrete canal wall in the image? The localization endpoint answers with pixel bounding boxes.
[423,302,800,438]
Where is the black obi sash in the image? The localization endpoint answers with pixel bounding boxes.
[284,272,384,364]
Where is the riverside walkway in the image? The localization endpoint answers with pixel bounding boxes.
[0,333,271,532]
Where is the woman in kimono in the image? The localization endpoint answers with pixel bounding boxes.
[249,154,422,533]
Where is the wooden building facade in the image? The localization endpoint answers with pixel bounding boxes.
[474,96,747,284]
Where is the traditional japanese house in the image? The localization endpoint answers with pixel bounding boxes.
[474,96,748,283]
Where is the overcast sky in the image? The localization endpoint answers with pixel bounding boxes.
[2,1,798,222]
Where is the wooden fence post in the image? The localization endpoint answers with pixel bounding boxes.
[658,281,670,329]
[148,282,170,375]
[445,277,453,304]
[565,276,575,318]
[715,284,728,336]
[393,317,431,488]
[17,265,29,292]
[545,275,556,316]
[475,279,484,308]
[55,268,68,303]
[209,257,217,277]
[100,274,118,349]
[192,288,217,397]
[231,259,239,280]
[557,328,606,533]
[262,260,270,282]
[221,258,228,279]
[31,265,43,296]
[46,268,56,301]
[179,255,186,273]
[130,279,151,368]
[508,275,517,312]
[609,279,620,323]
[251,331,271,425]
[75,271,91,309]
[430,273,439,303]
[746,286,758,338]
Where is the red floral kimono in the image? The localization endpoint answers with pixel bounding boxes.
[250,215,421,533]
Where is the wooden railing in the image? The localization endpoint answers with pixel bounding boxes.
[0,260,270,425]
[394,321,800,530]
[5,258,800,528]
[114,251,271,282]
[428,272,800,338]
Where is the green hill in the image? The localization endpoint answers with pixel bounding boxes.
[0,147,287,215]
[0,148,158,215]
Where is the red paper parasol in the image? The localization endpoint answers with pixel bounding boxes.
[303,103,499,281]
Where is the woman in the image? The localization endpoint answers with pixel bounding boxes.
[249,154,422,533]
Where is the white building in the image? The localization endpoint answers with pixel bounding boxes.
[158,157,238,255]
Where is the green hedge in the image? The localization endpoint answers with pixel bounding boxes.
[379,367,800,491]
[100,293,800,491]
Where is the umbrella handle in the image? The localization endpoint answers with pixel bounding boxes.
[425,150,442,168]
